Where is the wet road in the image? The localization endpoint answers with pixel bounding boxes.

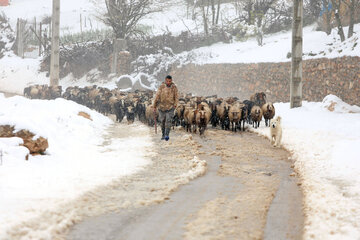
[68,128,304,240]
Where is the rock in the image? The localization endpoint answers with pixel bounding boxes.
[78,111,92,121]
[16,130,49,154]
[0,125,15,137]
[0,125,49,155]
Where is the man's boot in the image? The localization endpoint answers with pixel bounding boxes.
[164,128,170,141]
[161,126,165,140]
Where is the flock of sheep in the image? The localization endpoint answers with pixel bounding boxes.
[23,85,276,135]
[173,92,276,135]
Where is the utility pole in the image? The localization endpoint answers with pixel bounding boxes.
[290,0,303,108]
[50,0,60,86]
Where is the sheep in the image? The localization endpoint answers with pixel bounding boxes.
[145,104,159,126]
[261,102,275,127]
[28,85,41,99]
[209,99,221,127]
[184,106,197,133]
[196,103,211,135]
[216,101,231,130]
[250,105,263,128]
[243,100,255,124]
[228,103,242,132]
[174,102,186,127]
[49,85,62,99]
[126,105,136,124]
[135,100,147,123]
[22,85,276,133]
[113,99,125,123]
[250,92,267,107]
[239,103,248,131]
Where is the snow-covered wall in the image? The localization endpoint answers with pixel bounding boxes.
[171,56,360,106]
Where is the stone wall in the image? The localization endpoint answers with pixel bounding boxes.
[171,56,360,106]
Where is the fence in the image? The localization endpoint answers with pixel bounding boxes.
[14,17,51,58]
[14,14,108,58]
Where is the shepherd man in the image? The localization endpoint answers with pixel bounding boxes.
[153,75,179,141]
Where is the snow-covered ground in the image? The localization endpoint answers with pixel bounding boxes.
[1,0,106,34]
[0,93,153,239]
[188,24,360,64]
[252,95,360,240]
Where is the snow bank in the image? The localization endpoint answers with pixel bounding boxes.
[322,94,360,113]
[252,95,360,240]
[0,95,153,239]
[0,53,48,94]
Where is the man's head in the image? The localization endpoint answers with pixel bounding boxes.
[165,75,172,87]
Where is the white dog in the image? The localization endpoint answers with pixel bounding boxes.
[270,116,282,147]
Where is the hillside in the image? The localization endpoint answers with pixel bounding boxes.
[0,0,359,93]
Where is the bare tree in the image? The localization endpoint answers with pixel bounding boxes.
[342,0,360,38]
[233,0,278,45]
[196,0,221,35]
[304,0,322,25]
[201,2,209,35]
[103,0,153,39]
[330,0,345,41]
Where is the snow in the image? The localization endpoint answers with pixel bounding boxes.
[1,1,359,94]
[252,96,360,240]
[0,94,153,239]
[1,0,360,239]
[0,0,106,34]
[188,24,360,64]
[0,52,48,94]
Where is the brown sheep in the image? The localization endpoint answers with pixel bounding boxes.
[184,106,197,133]
[174,102,186,127]
[145,105,158,126]
[29,85,40,99]
[49,85,62,99]
[88,88,100,102]
[250,92,267,107]
[196,103,211,135]
[228,103,242,132]
[250,105,263,128]
[216,101,231,130]
[261,102,275,127]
